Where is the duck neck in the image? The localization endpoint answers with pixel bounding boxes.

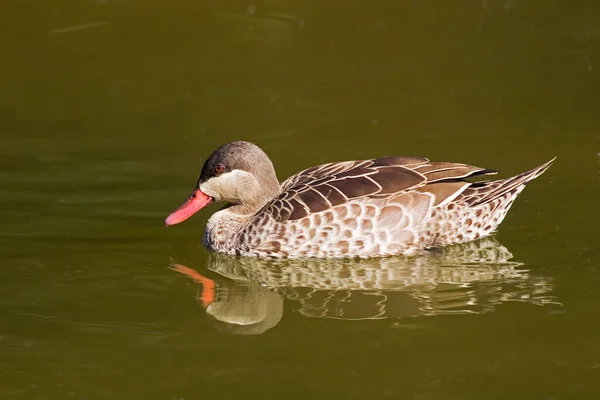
[202,181,282,253]
[229,176,282,216]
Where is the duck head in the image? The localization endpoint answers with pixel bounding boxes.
[165,141,281,226]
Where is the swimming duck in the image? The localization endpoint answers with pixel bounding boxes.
[165,141,554,258]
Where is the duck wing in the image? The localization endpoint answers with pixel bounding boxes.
[265,156,497,222]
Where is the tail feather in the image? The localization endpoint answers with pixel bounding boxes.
[463,158,555,206]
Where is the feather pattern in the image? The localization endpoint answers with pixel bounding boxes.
[169,141,555,259]
[263,157,497,224]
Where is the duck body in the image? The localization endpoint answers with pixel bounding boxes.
[166,141,554,259]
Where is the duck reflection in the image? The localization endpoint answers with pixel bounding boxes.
[172,238,556,335]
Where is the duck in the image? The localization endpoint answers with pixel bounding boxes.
[165,141,554,259]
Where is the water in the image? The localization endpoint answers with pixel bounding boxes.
[1,1,599,398]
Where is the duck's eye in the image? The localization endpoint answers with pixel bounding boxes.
[214,164,225,175]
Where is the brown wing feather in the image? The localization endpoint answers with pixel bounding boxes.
[371,156,430,167]
[269,157,430,222]
[280,156,429,190]
[413,181,472,207]
[266,156,517,223]
[298,188,331,213]
[413,162,498,182]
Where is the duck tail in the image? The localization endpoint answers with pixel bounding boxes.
[464,157,556,206]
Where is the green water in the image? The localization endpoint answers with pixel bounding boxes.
[2,1,599,399]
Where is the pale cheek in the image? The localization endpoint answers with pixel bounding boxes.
[199,183,220,200]
[199,171,257,202]
[200,181,237,202]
